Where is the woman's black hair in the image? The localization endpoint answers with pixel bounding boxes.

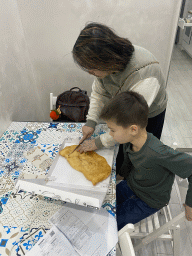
[72,22,134,72]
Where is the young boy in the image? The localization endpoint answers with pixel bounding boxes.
[99,91,192,231]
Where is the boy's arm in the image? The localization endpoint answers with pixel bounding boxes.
[157,147,192,219]
[183,173,192,221]
[117,148,133,178]
[183,203,192,221]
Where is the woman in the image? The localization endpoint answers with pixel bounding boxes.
[72,22,167,172]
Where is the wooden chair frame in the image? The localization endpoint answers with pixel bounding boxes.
[117,202,185,256]
[50,93,57,121]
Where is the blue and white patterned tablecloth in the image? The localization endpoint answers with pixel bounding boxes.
[0,122,118,256]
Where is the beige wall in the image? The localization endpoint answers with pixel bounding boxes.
[0,0,182,136]
[0,0,45,136]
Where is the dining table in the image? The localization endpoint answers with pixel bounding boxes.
[0,121,118,256]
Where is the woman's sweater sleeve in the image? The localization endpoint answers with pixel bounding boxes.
[85,79,111,129]
[129,77,160,107]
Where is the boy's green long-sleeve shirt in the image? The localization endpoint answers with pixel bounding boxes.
[119,133,192,209]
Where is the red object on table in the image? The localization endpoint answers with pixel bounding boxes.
[50,106,61,120]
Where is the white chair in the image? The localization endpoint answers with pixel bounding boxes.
[117,200,185,256]
[50,93,57,121]
[50,93,57,111]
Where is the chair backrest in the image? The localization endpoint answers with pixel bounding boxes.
[50,93,57,121]
[50,93,57,111]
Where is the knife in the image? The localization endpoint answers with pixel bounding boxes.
[68,136,88,156]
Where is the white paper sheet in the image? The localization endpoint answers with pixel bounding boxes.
[26,203,118,256]
[25,225,79,256]
[49,203,118,256]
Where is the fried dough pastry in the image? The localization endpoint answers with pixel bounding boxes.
[59,145,111,185]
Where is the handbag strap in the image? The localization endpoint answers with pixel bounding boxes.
[113,61,159,98]
[70,87,82,92]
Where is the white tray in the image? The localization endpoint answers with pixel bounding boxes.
[15,137,115,209]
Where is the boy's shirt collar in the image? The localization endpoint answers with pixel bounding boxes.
[125,132,153,154]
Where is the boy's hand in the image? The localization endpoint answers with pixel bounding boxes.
[78,139,98,153]
[116,174,124,181]
[183,203,192,221]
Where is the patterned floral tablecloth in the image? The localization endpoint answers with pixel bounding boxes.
[0,122,118,256]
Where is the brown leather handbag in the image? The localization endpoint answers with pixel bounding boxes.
[56,87,90,122]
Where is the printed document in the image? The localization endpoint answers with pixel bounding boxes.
[26,203,118,256]
[25,225,79,256]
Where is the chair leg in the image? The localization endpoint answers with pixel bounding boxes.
[173,225,180,256]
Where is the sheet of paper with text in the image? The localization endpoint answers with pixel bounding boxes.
[26,203,118,256]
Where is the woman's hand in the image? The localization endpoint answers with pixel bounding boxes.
[79,126,95,144]
[78,139,98,153]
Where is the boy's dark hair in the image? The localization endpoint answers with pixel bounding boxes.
[72,22,134,72]
[99,91,149,128]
